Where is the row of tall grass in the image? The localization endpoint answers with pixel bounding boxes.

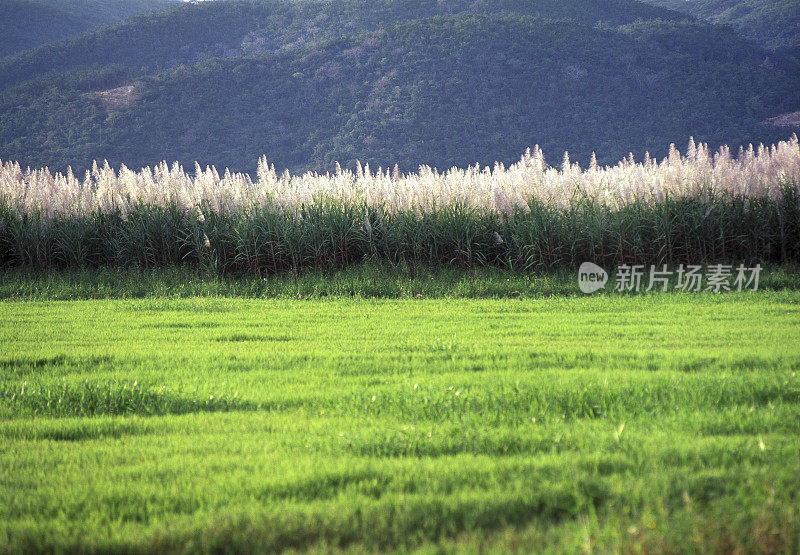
[1,136,798,272]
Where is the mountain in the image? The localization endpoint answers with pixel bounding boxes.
[0,1,798,174]
[0,0,177,57]
[0,0,689,89]
[639,0,800,48]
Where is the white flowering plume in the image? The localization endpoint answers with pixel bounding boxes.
[1,135,798,220]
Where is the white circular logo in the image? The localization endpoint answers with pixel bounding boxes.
[578,262,608,294]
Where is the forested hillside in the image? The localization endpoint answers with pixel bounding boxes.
[0,0,797,174]
[0,0,688,88]
[0,0,176,57]
[640,0,800,48]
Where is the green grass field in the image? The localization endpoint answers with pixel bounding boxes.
[2,283,800,552]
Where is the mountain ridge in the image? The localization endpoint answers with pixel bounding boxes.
[0,0,177,57]
[0,1,797,174]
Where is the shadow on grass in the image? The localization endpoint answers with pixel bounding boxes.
[0,354,113,374]
[0,380,258,419]
[0,417,152,442]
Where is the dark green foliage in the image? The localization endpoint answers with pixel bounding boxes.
[2,185,799,273]
[0,0,177,57]
[2,263,799,300]
[0,0,688,88]
[640,0,800,48]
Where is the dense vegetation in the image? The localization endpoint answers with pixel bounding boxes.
[0,0,688,88]
[3,183,799,273]
[1,263,799,300]
[0,0,176,57]
[2,294,800,551]
[2,136,799,273]
[1,0,797,174]
[4,4,798,552]
[641,0,800,48]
